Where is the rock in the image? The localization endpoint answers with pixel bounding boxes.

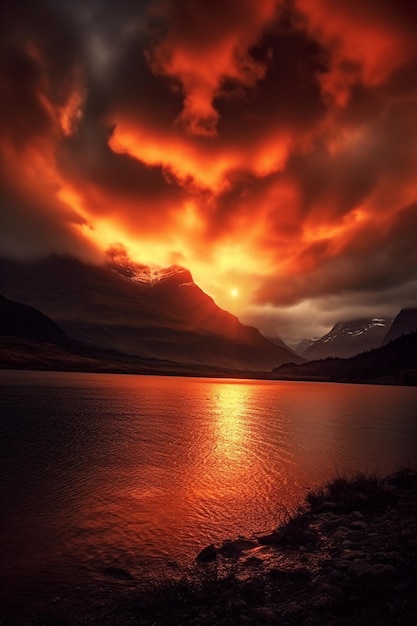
[231,599,248,612]
[268,566,311,581]
[242,578,264,596]
[331,525,351,539]
[257,532,282,545]
[348,562,374,579]
[329,568,347,581]
[319,501,340,512]
[253,606,276,621]
[314,582,341,596]
[311,593,335,610]
[268,566,287,579]
[350,520,368,530]
[327,557,354,571]
[340,549,367,560]
[283,600,303,616]
[348,562,397,581]
[102,566,134,580]
[322,511,344,522]
[370,564,397,579]
[220,538,257,557]
[290,566,312,581]
[243,555,263,567]
[373,551,403,564]
[196,543,217,562]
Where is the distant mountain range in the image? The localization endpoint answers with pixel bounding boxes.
[1,255,415,383]
[274,330,417,386]
[0,255,301,372]
[297,318,393,360]
[296,309,417,362]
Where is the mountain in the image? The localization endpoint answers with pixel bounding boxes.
[265,335,292,350]
[0,293,249,375]
[299,318,393,360]
[383,308,417,344]
[295,337,317,354]
[0,256,302,371]
[273,331,417,386]
[0,294,67,343]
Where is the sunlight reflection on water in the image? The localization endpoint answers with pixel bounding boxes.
[1,371,417,609]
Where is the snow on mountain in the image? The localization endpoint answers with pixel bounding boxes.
[0,255,302,371]
[295,337,318,354]
[300,317,393,360]
[108,261,194,287]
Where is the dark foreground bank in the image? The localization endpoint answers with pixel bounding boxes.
[1,468,416,626]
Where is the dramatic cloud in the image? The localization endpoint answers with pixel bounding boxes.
[1,0,417,343]
[146,0,281,135]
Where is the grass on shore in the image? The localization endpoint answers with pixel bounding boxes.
[8,467,417,626]
[115,466,417,625]
[305,470,400,514]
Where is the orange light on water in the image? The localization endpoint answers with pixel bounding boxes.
[211,383,249,463]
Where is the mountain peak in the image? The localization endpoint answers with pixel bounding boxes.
[384,308,417,344]
[0,255,302,371]
[300,317,393,360]
[107,260,194,287]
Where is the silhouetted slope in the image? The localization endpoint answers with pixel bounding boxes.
[0,294,261,375]
[0,256,302,371]
[383,308,417,344]
[0,294,67,343]
[273,331,417,385]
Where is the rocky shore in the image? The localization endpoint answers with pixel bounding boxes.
[2,468,417,625]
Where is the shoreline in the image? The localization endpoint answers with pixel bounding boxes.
[2,328,417,387]
[2,467,416,625]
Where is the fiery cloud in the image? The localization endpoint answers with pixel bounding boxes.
[146,0,281,135]
[1,0,417,344]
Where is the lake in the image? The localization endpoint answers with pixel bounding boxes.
[1,371,417,614]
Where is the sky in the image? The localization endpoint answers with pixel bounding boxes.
[1,0,417,345]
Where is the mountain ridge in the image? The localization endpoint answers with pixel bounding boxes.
[0,294,67,344]
[274,330,417,386]
[383,308,417,344]
[0,255,301,371]
[298,317,393,360]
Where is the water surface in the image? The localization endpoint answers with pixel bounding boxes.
[1,371,416,611]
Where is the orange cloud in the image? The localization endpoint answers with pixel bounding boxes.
[109,120,239,192]
[0,32,97,260]
[295,0,417,107]
[109,117,292,194]
[146,0,282,135]
[2,0,417,342]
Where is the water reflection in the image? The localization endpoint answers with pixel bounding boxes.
[1,371,417,612]
[178,382,254,510]
[211,382,249,463]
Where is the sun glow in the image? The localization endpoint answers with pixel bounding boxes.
[230,287,239,298]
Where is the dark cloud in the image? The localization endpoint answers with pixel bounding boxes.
[1,0,417,341]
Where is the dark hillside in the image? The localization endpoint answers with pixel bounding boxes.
[273,331,417,385]
[0,294,67,343]
[384,308,417,344]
